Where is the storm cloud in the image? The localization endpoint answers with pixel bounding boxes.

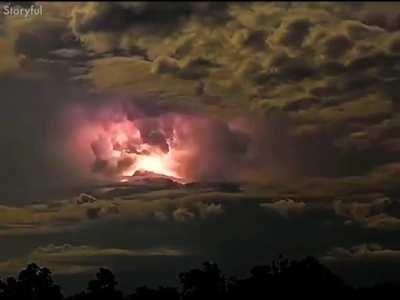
[2,1,400,294]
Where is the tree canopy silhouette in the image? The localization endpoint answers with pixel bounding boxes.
[67,268,123,300]
[179,261,226,300]
[0,256,399,300]
[0,263,62,300]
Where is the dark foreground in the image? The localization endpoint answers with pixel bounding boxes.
[0,256,398,299]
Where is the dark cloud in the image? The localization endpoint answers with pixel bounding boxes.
[0,74,93,203]
[1,3,396,187]
[359,7,400,32]
[86,207,101,220]
[71,2,230,36]
[347,52,400,73]
[320,61,347,76]
[323,34,353,58]
[242,30,268,50]
[276,18,312,48]
[15,25,78,59]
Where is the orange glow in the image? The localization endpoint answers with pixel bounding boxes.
[75,116,184,181]
[121,150,180,178]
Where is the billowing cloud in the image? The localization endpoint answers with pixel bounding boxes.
[2,2,400,190]
[261,199,307,218]
[334,197,400,230]
[60,100,311,184]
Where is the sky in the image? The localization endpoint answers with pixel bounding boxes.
[1,1,400,294]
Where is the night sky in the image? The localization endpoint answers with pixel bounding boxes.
[1,1,400,294]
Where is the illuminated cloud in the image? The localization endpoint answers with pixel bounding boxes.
[261,199,307,218]
[322,243,400,263]
[0,244,188,275]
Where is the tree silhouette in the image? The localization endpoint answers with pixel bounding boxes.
[0,263,62,300]
[179,261,226,300]
[1,256,399,300]
[227,255,353,298]
[0,277,19,300]
[87,268,123,300]
[65,268,123,300]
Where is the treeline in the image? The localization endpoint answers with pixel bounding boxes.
[0,255,398,299]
